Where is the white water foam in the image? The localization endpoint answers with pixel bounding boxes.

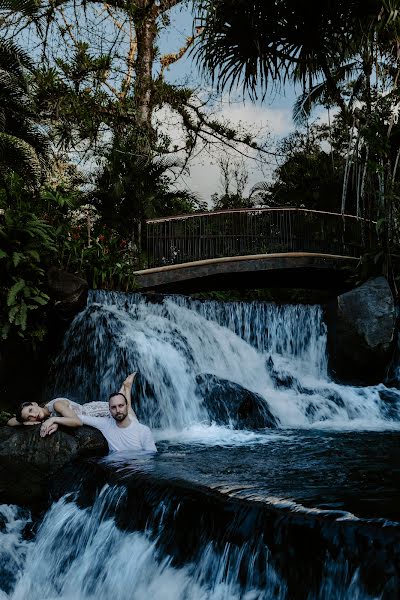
[1,489,284,600]
[51,291,400,440]
[0,489,381,600]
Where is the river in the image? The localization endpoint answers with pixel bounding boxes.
[1,292,399,599]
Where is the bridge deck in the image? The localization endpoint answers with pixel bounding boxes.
[134,252,358,293]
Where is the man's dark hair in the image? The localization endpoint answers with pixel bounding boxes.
[15,402,34,423]
[108,392,128,404]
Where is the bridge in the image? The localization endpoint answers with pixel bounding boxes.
[134,208,376,293]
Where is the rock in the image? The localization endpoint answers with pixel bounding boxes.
[266,356,297,390]
[0,411,12,426]
[0,425,108,506]
[47,267,88,320]
[328,277,396,384]
[196,373,279,429]
[378,388,400,420]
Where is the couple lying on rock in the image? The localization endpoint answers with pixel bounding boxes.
[7,373,157,453]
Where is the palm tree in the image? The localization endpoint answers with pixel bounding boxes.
[195,1,362,92]
[195,1,400,243]
[0,0,48,189]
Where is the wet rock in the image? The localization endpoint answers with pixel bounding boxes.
[328,277,396,384]
[196,373,279,429]
[320,389,345,409]
[265,356,311,395]
[47,267,88,320]
[378,388,400,420]
[265,355,297,389]
[0,425,108,506]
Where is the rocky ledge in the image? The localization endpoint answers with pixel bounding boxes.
[0,425,108,506]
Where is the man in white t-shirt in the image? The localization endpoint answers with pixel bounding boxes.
[38,373,157,453]
[80,391,157,453]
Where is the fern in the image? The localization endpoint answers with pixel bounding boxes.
[7,278,25,306]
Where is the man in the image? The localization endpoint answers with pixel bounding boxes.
[38,373,157,453]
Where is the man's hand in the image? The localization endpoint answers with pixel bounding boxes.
[123,372,137,387]
[40,418,59,437]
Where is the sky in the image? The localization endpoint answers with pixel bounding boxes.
[12,1,327,205]
[156,4,307,204]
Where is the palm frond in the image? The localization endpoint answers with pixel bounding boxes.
[0,132,43,187]
[194,0,377,97]
[0,0,40,14]
[292,61,359,125]
[0,39,33,77]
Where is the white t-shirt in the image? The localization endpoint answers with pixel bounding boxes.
[80,414,157,453]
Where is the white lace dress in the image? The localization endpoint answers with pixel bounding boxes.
[46,398,110,418]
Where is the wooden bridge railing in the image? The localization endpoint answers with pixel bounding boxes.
[145,208,376,269]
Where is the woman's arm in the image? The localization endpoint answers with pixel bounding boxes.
[7,417,39,427]
[39,399,82,436]
[118,372,138,417]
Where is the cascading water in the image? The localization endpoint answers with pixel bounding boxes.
[2,291,400,600]
[1,480,393,600]
[50,290,400,435]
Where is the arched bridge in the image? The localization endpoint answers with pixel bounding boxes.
[134,208,376,293]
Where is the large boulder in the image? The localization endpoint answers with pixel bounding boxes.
[328,276,396,384]
[47,267,88,320]
[196,373,279,429]
[0,425,108,506]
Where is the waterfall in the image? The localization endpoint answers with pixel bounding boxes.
[50,291,400,435]
[2,291,399,600]
[0,487,386,600]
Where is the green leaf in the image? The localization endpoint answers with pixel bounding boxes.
[32,295,48,306]
[0,249,7,259]
[8,304,19,323]
[12,251,24,267]
[19,301,27,331]
[26,249,40,261]
[7,278,25,306]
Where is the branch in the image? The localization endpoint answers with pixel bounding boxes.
[159,35,195,79]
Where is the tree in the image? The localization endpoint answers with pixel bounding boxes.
[196,0,400,275]
[266,127,346,212]
[0,0,49,189]
[91,130,204,244]
[1,0,272,249]
[194,0,372,100]
[211,156,254,209]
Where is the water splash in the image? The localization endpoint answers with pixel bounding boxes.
[0,490,383,600]
[51,291,400,434]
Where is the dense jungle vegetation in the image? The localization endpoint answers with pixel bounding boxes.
[1,0,400,346]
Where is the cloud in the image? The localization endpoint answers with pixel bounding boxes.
[154,96,297,203]
[217,100,293,137]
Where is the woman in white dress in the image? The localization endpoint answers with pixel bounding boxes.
[7,373,137,436]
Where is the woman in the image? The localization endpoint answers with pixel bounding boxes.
[7,372,138,437]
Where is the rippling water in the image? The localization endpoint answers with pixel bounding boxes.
[1,292,399,599]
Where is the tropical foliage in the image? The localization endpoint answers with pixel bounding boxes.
[196,0,400,281]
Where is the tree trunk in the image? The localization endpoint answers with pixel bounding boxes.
[134,1,158,139]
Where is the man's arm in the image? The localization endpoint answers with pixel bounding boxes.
[118,372,138,418]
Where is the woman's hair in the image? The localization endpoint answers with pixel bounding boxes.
[15,402,34,423]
